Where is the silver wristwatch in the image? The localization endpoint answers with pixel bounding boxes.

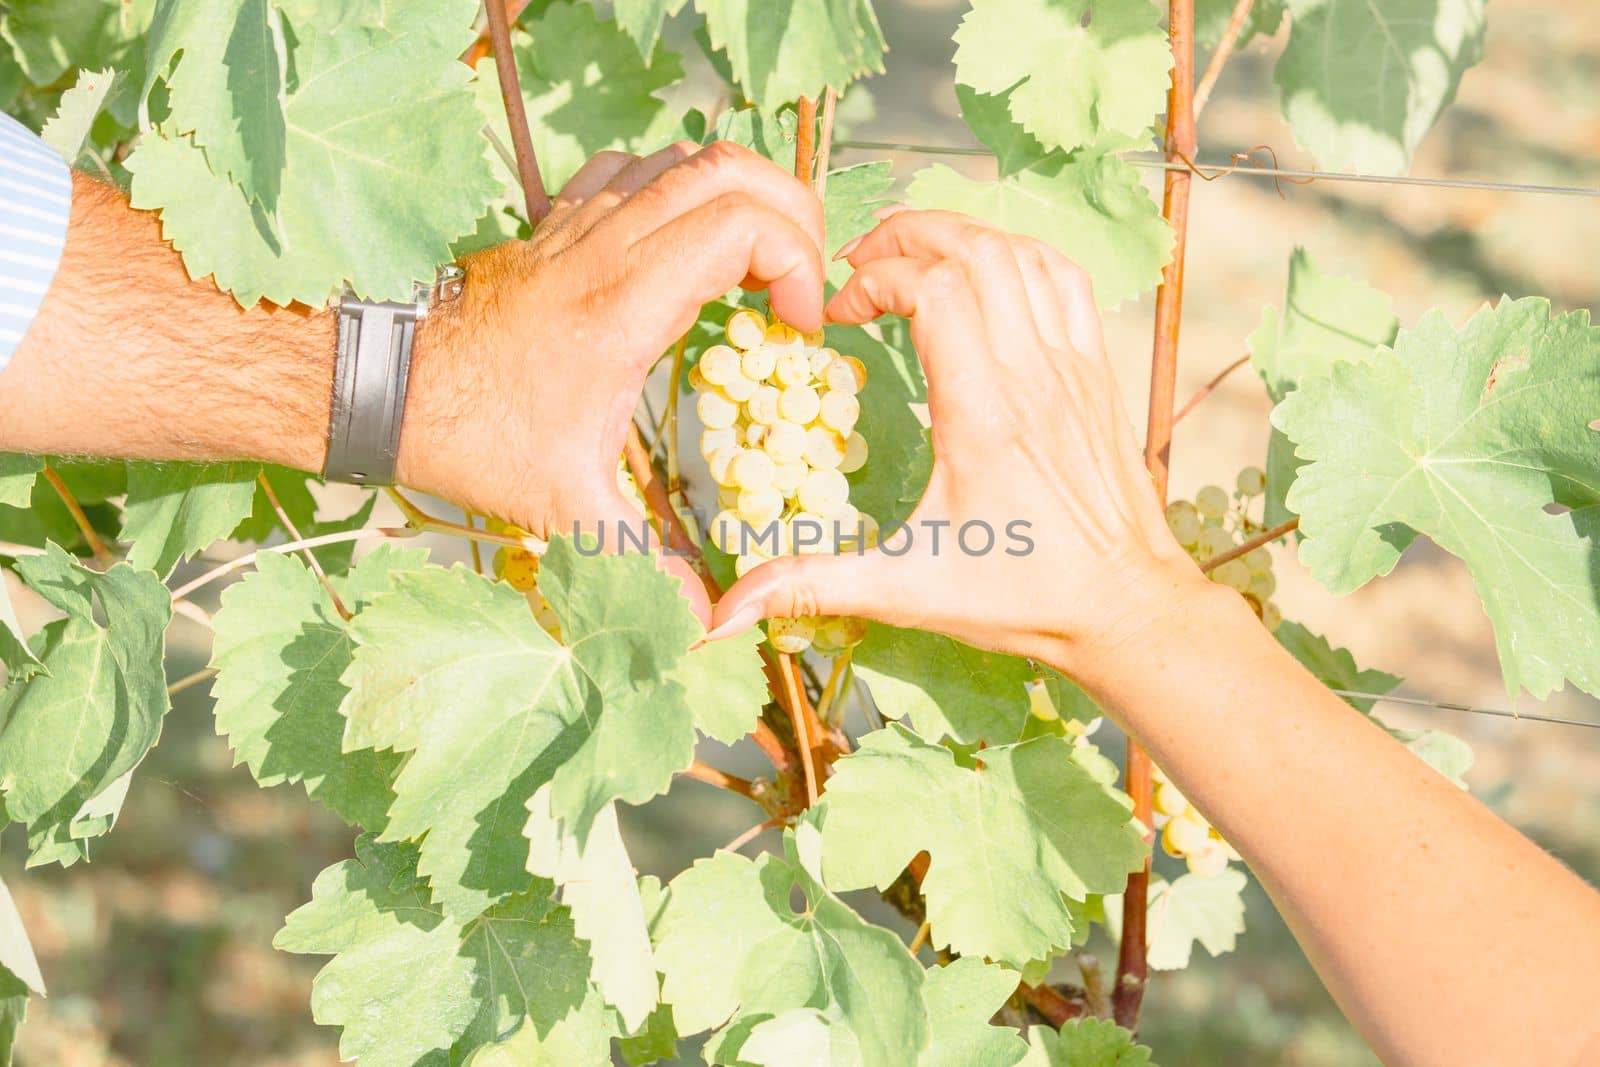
[322,265,466,486]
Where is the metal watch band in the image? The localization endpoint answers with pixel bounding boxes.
[323,267,464,486]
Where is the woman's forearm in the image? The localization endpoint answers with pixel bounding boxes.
[1067,574,1600,1067]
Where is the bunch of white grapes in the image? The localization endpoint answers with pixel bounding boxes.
[691,308,874,656]
[1152,764,1238,877]
[1164,465,1281,631]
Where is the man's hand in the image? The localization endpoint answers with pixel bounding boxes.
[397,142,826,556]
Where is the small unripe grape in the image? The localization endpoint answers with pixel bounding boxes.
[701,427,738,459]
[1210,558,1252,593]
[1247,569,1276,599]
[1243,547,1273,575]
[1193,526,1235,562]
[729,449,776,491]
[779,383,821,424]
[707,445,742,485]
[741,345,778,382]
[772,459,808,495]
[819,391,860,434]
[1166,500,1202,546]
[762,421,807,464]
[698,390,738,430]
[1236,465,1266,497]
[803,426,847,470]
[773,349,813,387]
[1195,485,1230,520]
[700,344,740,386]
[746,385,781,425]
[725,309,767,350]
[764,322,803,349]
[687,362,709,392]
[721,373,757,402]
[737,486,785,527]
[1186,843,1230,878]
[1261,600,1282,632]
[1153,779,1189,817]
[839,431,869,474]
[798,468,850,517]
[767,615,815,654]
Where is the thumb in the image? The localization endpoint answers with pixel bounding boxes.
[705,548,905,641]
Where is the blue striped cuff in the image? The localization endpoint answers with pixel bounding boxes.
[0,112,72,379]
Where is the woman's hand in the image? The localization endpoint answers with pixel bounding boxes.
[709,210,1206,674]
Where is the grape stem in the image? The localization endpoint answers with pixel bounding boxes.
[169,528,396,602]
[814,88,839,199]
[1117,0,1197,1030]
[1173,353,1250,424]
[1019,981,1088,1025]
[794,95,818,185]
[465,509,485,575]
[384,488,544,551]
[780,654,821,806]
[1193,0,1255,117]
[815,649,852,725]
[166,667,217,697]
[42,467,114,568]
[481,0,551,222]
[722,816,783,854]
[1201,516,1298,573]
[680,759,761,800]
[258,472,350,619]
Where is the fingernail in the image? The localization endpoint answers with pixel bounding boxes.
[699,602,762,645]
[832,236,863,262]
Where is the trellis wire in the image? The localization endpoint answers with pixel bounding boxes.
[833,140,1600,199]
[1331,690,1600,731]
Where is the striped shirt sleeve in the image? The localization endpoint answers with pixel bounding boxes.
[0,111,72,379]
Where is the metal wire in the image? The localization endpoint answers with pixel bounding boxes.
[1330,689,1600,731]
[833,139,1600,200]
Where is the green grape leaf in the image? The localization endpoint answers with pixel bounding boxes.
[617,1002,678,1065]
[0,457,42,510]
[121,461,260,575]
[711,1007,852,1066]
[818,725,1146,968]
[670,624,769,746]
[1275,620,1472,786]
[1275,298,1600,700]
[0,968,25,1067]
[823,162,895,289]
[274,835,482,1066]
[209,548,421,829]
[0,460,125,558]
[654,825,927,1065]
[1250,248,1398,524]
[1196,0,1284,48]
[919,958,1028,1067]
[1020,1018,1155,1066]
[0,572,43,680]
[40,67,117,164]
[0,545,170,866]
[1274,0,1487,175]
[1,0,153,125]
[475,1,684,199]
[142,0,288,213]
[340,540,711,919]
[826,322,931,527]
[1108,871,1247,971]
[955,84,1048,177]
[454,889,596,1053]
[712,104,797,171]
[694,0,887,113]
[271,0,387,33]
[0,876,44,998]
[953,0,1169,153]
[908,151,1171,310]
[853,625,1038,744]
[614,0,690,56]
[128,0,497,307]
[230,465,317,543]
[525,787,657,1030]
[461,989,616,1067]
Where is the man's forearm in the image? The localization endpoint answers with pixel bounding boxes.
[1071,579,1600,1067]
[0,173,335,471]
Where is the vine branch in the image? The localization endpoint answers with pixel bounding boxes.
[43,467,113,568]
[1173,353,1250,424]
[680,759,759,800]
[814,88,839,198]
[794,95,818,185]
[1193,0,1254,117]
[1019,981,1088,1026]
[1117,0,1197,1030]
[258,472,349,619]
[1201,516,1298,572]
[482,0,551,222]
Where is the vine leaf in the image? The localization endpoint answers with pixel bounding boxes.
[525,786,657,1030]
[0,0,153,126]
[818,725,1147,969]
[1106,870,1248,971]
[141,0,288,214]
[1275,297,1600,700]
[0,456,42,510]
[0,545,170,866]
[654,824,928,1065]
[953,0,1169,154]
[670,625,769,746]
[460,988,616,1066]
[209,548,421,830]
[40,67,117,164]
[919,958,1029,1067]
[1020,1018,1156,1066]
[1196,0,1284,47]
[694,0,887,114]
[475,1,685,199]
[1274,0,1487,175]
[339,540,736,920]
[826,322,931,528]
[128,0,497,307]
[614,0,690,57]
[823,162,895,289]
[0,876,44,999]
[852,625,1039,744]
[0,575,43,680]
[121,460,259,576]
[1275,620,1473,786]
[1250,248,1398,526]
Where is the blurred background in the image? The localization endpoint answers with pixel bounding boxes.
[4,0,1599,1063]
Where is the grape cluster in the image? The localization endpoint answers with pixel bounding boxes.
[690,308,874,656]
[1152,765,1238,877]
[1164,465,1281,631]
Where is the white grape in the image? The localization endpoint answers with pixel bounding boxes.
[762,420,807,463]
[1195,484,1230,520]
[1186,843,1230,878]
[772,459,808,495]
[764,322,803,349]
[1152,779,1189,817]
[1261,600,1282,631]
[718,485,740,509]
[1163,815,1211,857]
[721,372,757,402]
[1211,558,1252,593]
[736,486,785,527]
[700,427,738,459]
[729,448,776,491]
[1166,500,1202,547]
[767,615,814,654]
[707,510,745,554]
[1243,546,1273,575]
[1247,569,1276,599]
[801,328,826,347]
[1236,465,1266,497]
[698,390,738,430]
[773,349,814,387]
[687,362,709,392]
[1194,526,1235,562]
[700,344,740,386]
[741,345,778,382]
[809,347,838,377]
[819,391,860,434]
[818,615,867,650]
[725,309,767,350]
[734,552,765,578]
[742,423,767,447]
[798,468,850,516]
[803,426,847,470]
[839,431,869,474]
[778,383,821,424]
[707,445,742,485]
[746,385,781,425]
[789,511,831,554]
